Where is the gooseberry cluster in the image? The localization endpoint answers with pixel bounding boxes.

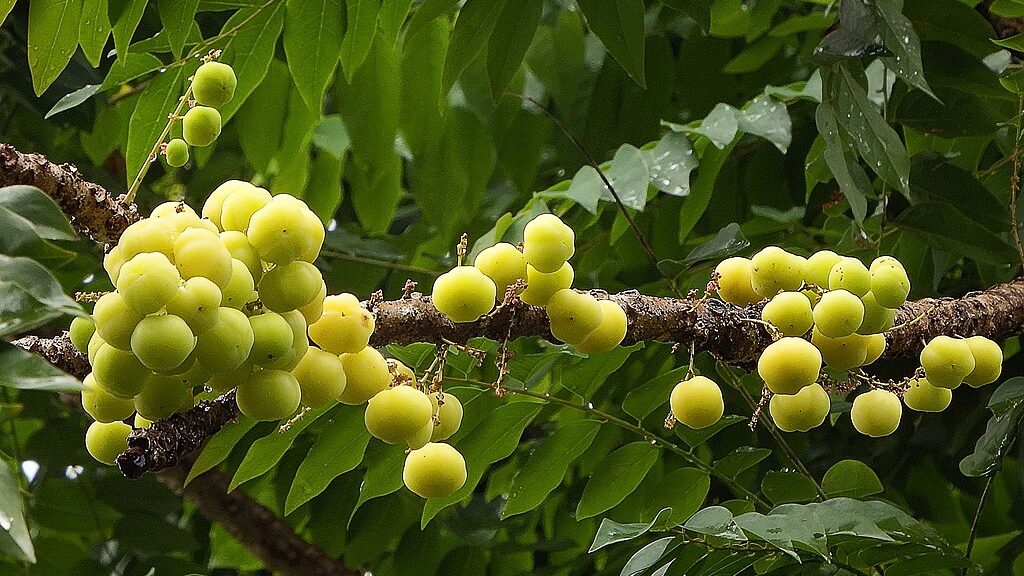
[164,60,238,167]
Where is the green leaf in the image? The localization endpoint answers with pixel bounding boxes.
[159,0,201,57]
[228,405,332,491]
[677,138,737,242]
[353,443,407,512]
[45,84,101,119]
[486,0,543,100]
[421,402,542,526]
[623,366,690,420]
[682,103,738,149]
[0,0,13,26]
[502,419,601,518]
[112,0,147,60]
[339,0,380,81]
[644,467,710,525]
[27,0,81,95]
[0,341,81,392]
[761,470,819,504]
[621,536,677,576]
[218,1,286,122]
[405,0,458,42]
[124,66,186,188]
[284,405,370,514]
[675,414,746,448]
[576,0,647,88]
[658,222,749,278]
[185,417,259,485]
[960,377,1024,477]
[284,0,345,110]
[659,0,710,29]
[993,32,1024,51]
[0,255,84,337]
[684,506,747,541]
[814,89,870,222]
[645,131,697,197]
[813,0,882,64]
[606,145,651,211]
[0,187,76,242]
[236,59,290,172]
[874,0,934,97]
[894,201,1019,265]
[713,446,771,479]
[738,94,792,154]
[377,0,411,43]
[441,0,509,98]
[576,441,659,520]
[821,460,883,498]
[723,36,784,74]
[79,0,111,67]
[560,344,639,400]
[0,461,34,563]
[590,507,673,552]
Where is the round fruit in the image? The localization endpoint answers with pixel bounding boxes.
[403,443,467,499]
[192,61,237,108]
[165,276,222,335]
[857,292,895,335]
[117,252,182,314]
[757,337,822,395]
[761,291,813,336]
[903,378,952,412]
[173,227,233,287]
[81,373,135,423]
[87,331,105,365]
[863,333,886,365]
[104,245,127,283]
[165,138,189,167]
[92,343,150,399]
[812,289,864,338]
[919,335,975,389]
[258,261,323,312]
[291,347,347,408]
[308,293,375,354]
[390,360,415,384]
[803,250,842,289]
[92,292,143,350]
[769,383,830,432]
[750,246,805,297]
[964,336,1002,387]
[474,243,527,297]
[134,375,194,420]
[338,347,392,404]
[714,257,760,306]
[546,289,603,345]
[135,414,153,429]
[208,362,254,394]
[263,310,309,371]
[575,301,628,353]
[194,307,255,372]
[150,201,197,220]
[669,376,724,429]
[869,257,910,308]
[850,389,902,437]
[827,257,871,296]
[431,266,497,323]
[407,421,434,450]
[430,393,463,441]
[522,213,575,273]
[298,211,325,263]
[248,312,294,366]
[365,385,434,444]
[220,185,272,232]
[85,421,132,465]
[235,369,301,421]
[811,328,869,371]
[220,258,256,309]
[182,106,222,147]
[519,262,574,306]
[246,194,317,264]
[131,314,196,372]
[298,281,326,325]
[220,231,263,282]
[117,218,176,260]
[203,180,254,229]
[69,316,96,355]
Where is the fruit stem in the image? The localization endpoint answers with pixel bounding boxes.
[124,78,198,205]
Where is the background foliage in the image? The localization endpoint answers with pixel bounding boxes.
[2,0,1024,574]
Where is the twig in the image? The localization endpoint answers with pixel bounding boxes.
[319,249,440,276]
[962,475,994,576]
[1010,93,1024,269]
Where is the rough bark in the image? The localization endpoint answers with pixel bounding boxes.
[11,333,91,379]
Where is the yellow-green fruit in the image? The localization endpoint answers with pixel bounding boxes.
[403,442,467,499]
[575,301,628,353]
[208,362,254,394]
[546,289,603,345]
[714,257,760,306]
[920,335,975,389]
[431,266,496,323]
[750,246,805,297]
[804,250,842,289]
[519,262,573,306]
[165,276,222,335]
[474,242,527,297]
[194,307,254,372]
[827,257,871,296]
[291,347,347,408]
[338,347,392,404]
[131,314,196,372]
[761,291,813,336]
[811,328,869,371]
[182,106,222,147]
[165,138,189,167]
[365,385,434,444]
[203,180,254,229]
[135,414,153,429]
[869,257,910,308]
[298,211,325,263]
[248,312,294,366]
[220,258,256,309]
[407,421,434,450]
[522,213,575,273]
[308,293,376,354]
[669,376,724,429]
[246,194,316,264]
[220,231,263,282]
[903,378,952,412]
[429,393,463,441]
[192,61,237,108]
[134,375,194,420]
[117,252,182,315]
[92,292,143,350]
[81,373,135,423]
[850,389,902,437]
[173,227,233,287]
[220,185,272,232]
[769,383,830,432]
[85,421,131,465]
[150,200,197,220]
[117,218,176,260]
[70,316,96,354]
[92,343,149,399]
[964,336,1002,387]
[298,281,326,325]
[235,369,301,421]
[857,292,895,335]
[263,310,308,371]
[87,331,105,365]
[863,333,886,365]
[758,337,822,394]
[812,289,864,338]
[104,245,127,283]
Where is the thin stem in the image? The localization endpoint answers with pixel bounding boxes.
[1010,93,1024,270]
[319,249,440,276]
[124,82,196,204]
[962,475,994,576]
[447,376,772,511]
